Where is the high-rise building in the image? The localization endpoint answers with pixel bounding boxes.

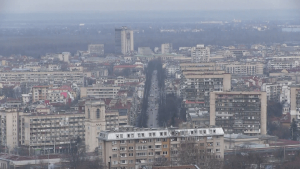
[210,92,267,135]
[191,44,210,63]
[115,27,134,55]
[0,108,20,153]
[98,127,224,169]
[161,43,172,54]
[88,44,105,56]
[181,73,231,111]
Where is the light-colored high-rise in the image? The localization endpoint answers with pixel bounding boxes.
[115,27,134,55]
[191,44,210,63]
[0,108,20,153]
[161,43,172,54]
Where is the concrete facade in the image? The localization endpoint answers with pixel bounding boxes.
[210,92,267,135]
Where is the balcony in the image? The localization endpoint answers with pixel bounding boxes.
[244,129,260,134]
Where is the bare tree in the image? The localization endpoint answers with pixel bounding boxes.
[176,138,223,169]
[61,136,103,169]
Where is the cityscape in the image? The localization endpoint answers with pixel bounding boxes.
[0,0,300,169]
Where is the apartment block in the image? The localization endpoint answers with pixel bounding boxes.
[0,71,91,87]
[0,108,20,153]
[98,127,224,169]
[115,27,134,55]
[191,44,210,63]
[224,63,264,75]
[181,73,231,110]
[32,86,49,103]
[88,44,105,56]
[20,112,85,154]
[161,43,173,54]
[210,92,267,135]
[80,85,121,99]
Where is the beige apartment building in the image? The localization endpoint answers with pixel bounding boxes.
[224,63,264,75]
[32,86,50,102]
[0,108,20,153]
[0,71,91,87]
[210,92,267,135]
[191,44,210,63]
[180,62,219,70]
[98,127,224,169]
[80,85,121,99]
[20,112,85,154]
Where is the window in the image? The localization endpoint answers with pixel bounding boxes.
[156,138,161,142]
[155,145,161,149]
[121,160,126,164]
[112,154,117,158]
[95,108,101,119]
[149,152,154,156]
[129,153,134,156]
[163,151,168,155]
[120,140,125,144]
[137,152,147,156]
[120,153,126,157]
[216,149,220,152]
[120,147,126,151]
[163,144,168,148]
[155,152,160,155]
[129,146,134,150]
[88,109,90,119]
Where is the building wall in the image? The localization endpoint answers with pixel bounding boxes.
[290,87,300,122]
[20,113,85,154]
[80,86,120,99]
[98,128,224,169]
[0,72,91,87]
[210,92,267,135]
[0,109,20,153]
[85,100,106,152]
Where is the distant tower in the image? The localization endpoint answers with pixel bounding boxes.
[115,26,134,55]
[191,44,210,63]
[84,100,106,152]
[161,43,172,54]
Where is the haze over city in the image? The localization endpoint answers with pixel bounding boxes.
[0,0,300,169]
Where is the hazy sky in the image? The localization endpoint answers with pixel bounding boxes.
[1,0,300,13]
